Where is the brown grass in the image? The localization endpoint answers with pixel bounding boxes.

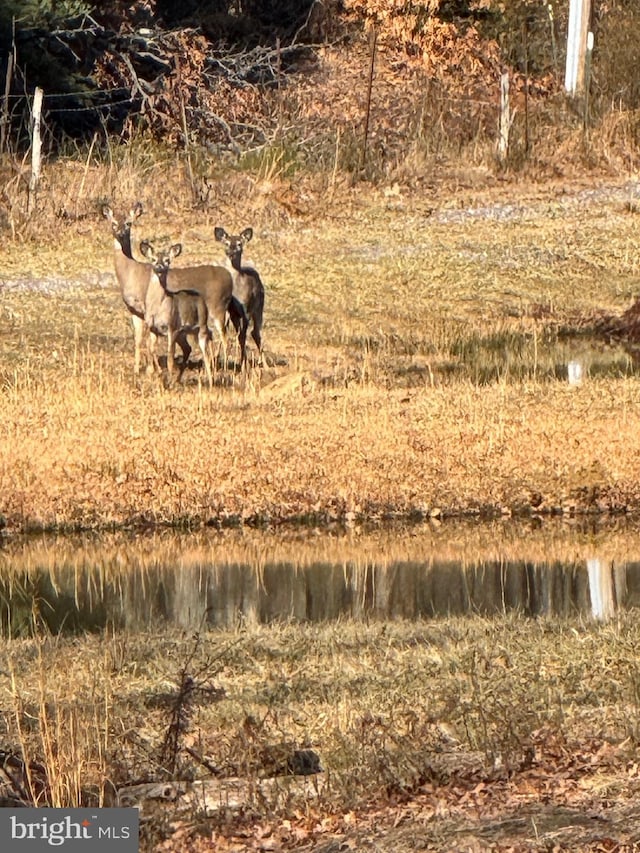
[3,614,640,850]
[1,153,640,533]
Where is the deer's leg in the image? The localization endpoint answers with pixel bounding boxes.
[251,293,265,367]
[251,318,263,366]
[213,315,228,373]
[198,328,213,387]
[238,317,248,371]
[227,299,248,371]
[175,329,192,377]
[166,329,178,381]
[147,329,160,374]
[131,314,145,375]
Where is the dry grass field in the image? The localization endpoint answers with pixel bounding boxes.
[2,157,640,535]
[3,593,640,852]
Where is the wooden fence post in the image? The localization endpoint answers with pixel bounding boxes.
[1,35,14,155]
[360,25,377,175]
[522,20,530,156]
[498,71,510,163]
[547,3,558,74]
[27,87,43,215]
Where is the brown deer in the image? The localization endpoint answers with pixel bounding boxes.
[160,249,248,373]
[103,202,247,374]
[140,241,247,385]
[103,202,191,374]
[214,226,265,364]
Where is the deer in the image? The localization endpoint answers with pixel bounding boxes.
[139,240,248,386]
[214,226,265,365]
[102,202,190,374]
[103,202,247,375]
[159,249,248,374]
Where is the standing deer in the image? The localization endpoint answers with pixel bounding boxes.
[103,202,247,375]
[140,241,247,385]
[102,202,190,374]
[161,250,248,373]
[214,226,265,364]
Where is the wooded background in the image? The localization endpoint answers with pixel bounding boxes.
[1,1,639,172]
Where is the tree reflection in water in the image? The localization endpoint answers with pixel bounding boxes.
[1,521,639,636]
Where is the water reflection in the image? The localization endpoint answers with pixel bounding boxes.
[1,521,640,636]
[586,556,628,620]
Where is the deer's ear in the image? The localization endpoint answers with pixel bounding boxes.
[132,202,144,219]
[214,227,226,242]
[139,240,153,259]
[240,227,253,243]
[170,243,182,259]
[102,205,113,220]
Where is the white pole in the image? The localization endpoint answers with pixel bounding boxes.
[565,0,579,94]
[565,0,592,96]
[28,86,43,215]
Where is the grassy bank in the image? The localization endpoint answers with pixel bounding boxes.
[2,614,640,851]
[1,165,640,534]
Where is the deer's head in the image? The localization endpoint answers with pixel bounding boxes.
[103,202,144,251]
[139,240,182,283]
[214,226,253,267]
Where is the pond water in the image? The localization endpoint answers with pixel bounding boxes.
[1,519,640,637]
